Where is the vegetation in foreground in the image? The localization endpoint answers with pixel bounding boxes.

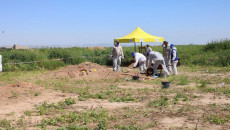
[0,64,230,129]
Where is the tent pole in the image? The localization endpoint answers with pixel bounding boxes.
[134,42,136,52]
[141,42,142,53]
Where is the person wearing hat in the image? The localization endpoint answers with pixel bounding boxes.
[132,52,146,74]
[111,40,124,72]
[162,41,172,73]
[170,44,178,75]
[146,44,152,67]
[147,51,170,77]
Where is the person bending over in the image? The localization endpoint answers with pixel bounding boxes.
[132,52,147,74]
[147,51,170,77]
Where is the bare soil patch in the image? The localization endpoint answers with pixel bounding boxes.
[0,82,78,119]
[76,99,144,110]
[42,62,124,81]
[0,81,42,100]
[191,93,230,106]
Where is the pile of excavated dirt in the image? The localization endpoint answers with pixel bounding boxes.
[45,62,122,80]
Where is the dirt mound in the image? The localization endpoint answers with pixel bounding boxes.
[11,81,40,88]
[47,62,119,80]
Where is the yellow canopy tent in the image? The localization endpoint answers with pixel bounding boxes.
[114,27,164,52]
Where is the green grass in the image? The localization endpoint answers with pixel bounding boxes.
[57,125,91,130]
[39,109,109,128]
[1,40,230,71]
[0,119,12,129]
[173,93,189,104]
[24,111,33,116]
[176,76,190,85]
[35,98,76,115]
[148,96,169,107]
[114,124,140,130]
[205,115,229,125]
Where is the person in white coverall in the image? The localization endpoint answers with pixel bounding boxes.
[146,44,152,67]
[147,51,170,76]
[170,44,178,75]
[132,52,146,74]
[162,41,172,73]
[111,41,124,72]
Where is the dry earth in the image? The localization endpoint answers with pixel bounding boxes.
[0,62,230,129]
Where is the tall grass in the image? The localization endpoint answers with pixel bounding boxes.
[0,40,229,71]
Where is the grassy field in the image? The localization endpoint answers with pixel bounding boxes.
[0,40,230,71]
[0,40,230,129]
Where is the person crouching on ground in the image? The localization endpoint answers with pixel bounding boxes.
[147,51,170,77]
[170,44,178,75]
[132,52,146,74]
[111,41,124,72]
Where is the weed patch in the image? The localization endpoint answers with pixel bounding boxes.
[177,76,190,85]
[148,96,169,107]
[114,124,140,130]
[173,93,189,104]
[204,115,230,125]
[57,125,90,130]
[0,119,12,129]
[35,98,76,115]
[40,109,109,128]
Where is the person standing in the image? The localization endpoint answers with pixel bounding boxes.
[170,44,178,75]
[132,52,146,74]
[162,41,172,73]
[111,41,124,72]
[147,51,170,77]
[146,44,152,67]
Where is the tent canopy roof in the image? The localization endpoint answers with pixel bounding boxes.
[114,27,164,43]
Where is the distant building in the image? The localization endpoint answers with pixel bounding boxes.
[0,46,12,49]
[13,44,29,49]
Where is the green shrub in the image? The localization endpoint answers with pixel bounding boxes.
[203,39,230,52]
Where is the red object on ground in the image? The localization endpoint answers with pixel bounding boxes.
[151,63,163,70]
[157,64,163,70]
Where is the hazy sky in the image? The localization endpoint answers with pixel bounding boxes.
[0,0,230,47]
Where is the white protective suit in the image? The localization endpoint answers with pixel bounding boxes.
[148,51,170,76]
[133,53,147,73]
[171,46,178,75]
[111,43,124,72]
[146,46,152,67]
[162,43,172,72]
